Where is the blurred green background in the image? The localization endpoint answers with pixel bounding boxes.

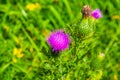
[0,0,120,80]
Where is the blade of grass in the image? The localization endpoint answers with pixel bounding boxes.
[21,27,46,61]
[0,63,10,74]
[49,5,65,27]
[63,0,73,21]
[12,63,27,73]
[19,16,46,61]
[17,3,47,60]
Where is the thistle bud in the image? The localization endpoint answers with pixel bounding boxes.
[82,5,92,18]
[78,19,94,37]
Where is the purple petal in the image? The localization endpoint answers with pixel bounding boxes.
[47,30,70,51]
[91,9,102,19]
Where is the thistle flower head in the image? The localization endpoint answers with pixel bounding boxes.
[82,5,92,18]
[47,30,70,52]
[91,9,102,19]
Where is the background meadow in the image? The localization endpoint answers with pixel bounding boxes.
[0,0,120,80]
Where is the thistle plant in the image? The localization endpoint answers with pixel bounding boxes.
[47,5,102,54]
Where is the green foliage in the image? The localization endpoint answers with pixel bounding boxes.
[0,0,120,80]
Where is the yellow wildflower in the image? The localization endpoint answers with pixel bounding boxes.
[30,47,33,52]
[17,52,24,58]
[114,74,118,80]
[13,47,24,58]
[13,48,18,55]
[65,74,71,80]
[112,15,120,19]
[12,58,17,63]
[92,70,103,80]
[98,52,105,61]
[26,3,41,11]
[4,25,9,31]
[42,29,50,37]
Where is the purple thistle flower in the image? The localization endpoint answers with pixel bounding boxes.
[91,9,102,19]
[47,30,70,51]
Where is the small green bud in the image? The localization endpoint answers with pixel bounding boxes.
[78,18,94,38]
[77,5,95,38]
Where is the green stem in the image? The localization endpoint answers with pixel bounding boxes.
[20,17,46,61]
[74,24,77,54]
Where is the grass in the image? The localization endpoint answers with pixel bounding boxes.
[0,0,120,80]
